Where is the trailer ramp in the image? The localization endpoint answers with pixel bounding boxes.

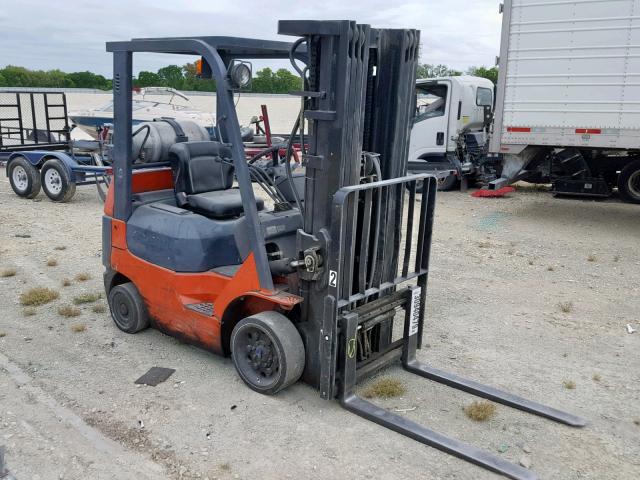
[0,91,70,155]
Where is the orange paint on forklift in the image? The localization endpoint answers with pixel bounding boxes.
[109,229,301,353]
[103,168,174,217]
[104,167,301,354]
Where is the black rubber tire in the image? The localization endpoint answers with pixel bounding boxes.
[437,173,460,192]
[7,156,41,199]
[108,282,150,334]
[40,158,76,202]
[617,159,640,204]
[231,311,305,395]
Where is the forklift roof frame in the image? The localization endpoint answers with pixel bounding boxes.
[105,37,308,290]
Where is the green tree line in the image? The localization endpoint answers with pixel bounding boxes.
[0,63,302,93]
[0,66,112,89]
[0,63,497,92]
[417,64,498,85]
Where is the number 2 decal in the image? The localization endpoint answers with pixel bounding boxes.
[329,270,337,287]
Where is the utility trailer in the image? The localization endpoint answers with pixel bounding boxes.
[1,91,112,202]
[0,91,70,153]
[489,0,640,203]
[1,91,209,202]
[102,21,585,480]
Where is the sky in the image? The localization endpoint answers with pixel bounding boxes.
[0,0,503,76]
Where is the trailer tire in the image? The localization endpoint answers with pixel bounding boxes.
[617,159,640,204]
[108,282,150,334]
[8,157,41,199]
[40,159,76,202]
[231,311,304,395]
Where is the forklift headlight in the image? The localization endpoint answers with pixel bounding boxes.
[228,62,252,89]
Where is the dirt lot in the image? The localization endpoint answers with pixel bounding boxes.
[1,177,639,480]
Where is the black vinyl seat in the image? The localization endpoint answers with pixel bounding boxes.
[169,141,263,219]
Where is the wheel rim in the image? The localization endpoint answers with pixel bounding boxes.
[12,165,29,192]
[44,168,63,195]
[628,170,640,198]
[234,325,281,389]
[112,292,133,329]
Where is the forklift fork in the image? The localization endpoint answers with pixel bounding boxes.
[338,287,586,480]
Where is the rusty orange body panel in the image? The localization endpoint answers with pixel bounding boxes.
[105,169,302,355]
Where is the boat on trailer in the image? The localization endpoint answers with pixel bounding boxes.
[69,87,215,139]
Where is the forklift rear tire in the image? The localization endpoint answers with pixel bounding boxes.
[8,157,41,199]
[108,282,150,334]
[231,311,304,395]
[617,159,640,204]
[40,159,76,202]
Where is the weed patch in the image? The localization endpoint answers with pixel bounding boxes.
[20,287,59,306]
[362,377,406,399]
[58,305,81,317]
[73,292,101,305]
[464,401,496,421]
[1,268,16,277]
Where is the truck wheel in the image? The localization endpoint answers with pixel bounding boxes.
[8,157,41,199]
[438,173,459,191]
[618,160,640,204]
[40,159,76,202]
[108,282,150,334]
[231,311,305,395]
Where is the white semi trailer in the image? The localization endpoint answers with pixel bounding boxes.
[489,0,640,203]
[408,0,640,203]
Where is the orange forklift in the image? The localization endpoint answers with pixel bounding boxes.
[102,21,586,480]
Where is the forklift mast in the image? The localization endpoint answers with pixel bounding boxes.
[278,21,421,394]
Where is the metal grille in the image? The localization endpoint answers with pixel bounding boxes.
[329,174,436,308]
[0,91,70,152]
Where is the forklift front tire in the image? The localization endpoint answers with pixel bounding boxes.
[231,311,304,395]
[108,282,150,334]
[8,157,41,199]
[40,159,76,202]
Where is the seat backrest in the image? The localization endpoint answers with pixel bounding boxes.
[169,141,234,195]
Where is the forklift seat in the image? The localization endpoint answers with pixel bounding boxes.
[169,141,263,219]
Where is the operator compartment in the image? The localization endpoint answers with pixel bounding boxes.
[125,140,299,273]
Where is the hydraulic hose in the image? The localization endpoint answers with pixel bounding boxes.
[285,112,305,217]
[287,37,308,221]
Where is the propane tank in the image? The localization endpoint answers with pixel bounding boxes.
[131,119,210,163]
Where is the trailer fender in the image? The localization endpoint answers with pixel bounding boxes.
[7,151,77,182]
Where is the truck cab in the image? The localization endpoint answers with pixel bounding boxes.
[408,76,494,190]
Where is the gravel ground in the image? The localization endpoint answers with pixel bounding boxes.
[1,176,639,480]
